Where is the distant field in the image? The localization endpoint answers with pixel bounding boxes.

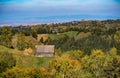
[75,32,91,40]
[37,31,90,41]
[49,31,78,40]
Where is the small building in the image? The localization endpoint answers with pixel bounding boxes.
[35,45,55,57]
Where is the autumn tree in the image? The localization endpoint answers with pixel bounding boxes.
[1,67,53,78]
[103,57,120,78]
[16,32,26,50]
[109,47,117,55]
[31,29,38,39]
[44,37,52,45]
[0,26,12,47]
[48,54,81,78]
[81,50,106,78]
[40,37,44,43]
[0,52,16,73]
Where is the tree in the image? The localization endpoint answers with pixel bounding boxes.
[0,52,16,73]
[0,26,12,48]
[1,67,53,78]
[109,47,117,55]
[16,32,26,50]
[44,37,52,45]
[48,54,81,78]
[103,57,120,78]
[31,29,38,39]
[40,37,44,43]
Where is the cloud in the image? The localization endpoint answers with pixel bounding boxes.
[0,0,120,16]
[1,0,119,8]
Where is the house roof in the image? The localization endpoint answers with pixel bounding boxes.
[35,45,55,53]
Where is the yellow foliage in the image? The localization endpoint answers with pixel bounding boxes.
[48,54,81,78]
[40,67,47,75]
[91,49,104,56]
[109,47,117,55]
[75,50,83,57]
[1,67,23,78]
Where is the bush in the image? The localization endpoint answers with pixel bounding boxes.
[1,67,53,78]
[0,52,16,73]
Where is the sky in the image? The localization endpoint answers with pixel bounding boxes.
[0,0,120,25]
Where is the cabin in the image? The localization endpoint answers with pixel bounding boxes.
[35,45,55,57]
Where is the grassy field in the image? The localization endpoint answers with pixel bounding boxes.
[75,32,91,40]
[49,31,78,40]
[37,31,90,41]
[0,45,21,53]
[0,31,90,68]
[0,45,53,68]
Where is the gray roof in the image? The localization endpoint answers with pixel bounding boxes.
[35,45,54,53]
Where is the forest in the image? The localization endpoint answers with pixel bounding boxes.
[0,19,120,78]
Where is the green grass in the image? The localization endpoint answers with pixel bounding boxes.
[49,31,78,40]
[35,57,53,67]
[75,32,91,40]
[0,45,21,53]
[16,56,54,68]
[0,45,53,68]
[61,31,78,37]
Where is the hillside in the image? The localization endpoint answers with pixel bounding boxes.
[0,19,120,78]
[0,45,52,68]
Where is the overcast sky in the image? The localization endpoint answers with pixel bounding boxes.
[0,0,120,25]
[0,0,120,16]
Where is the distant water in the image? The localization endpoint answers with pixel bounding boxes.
[0,14,120,26]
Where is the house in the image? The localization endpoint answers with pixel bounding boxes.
[35,45,55,57]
